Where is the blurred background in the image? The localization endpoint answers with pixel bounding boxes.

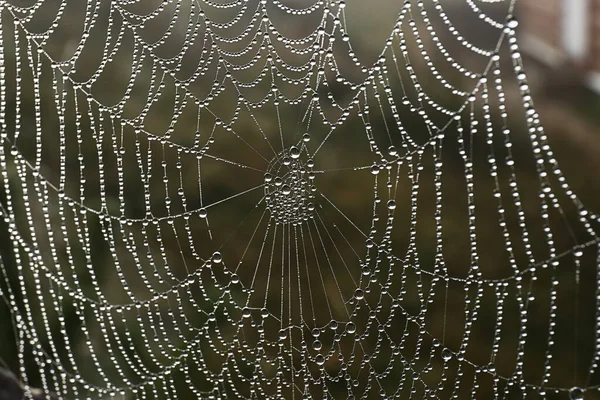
[0,0,599,399]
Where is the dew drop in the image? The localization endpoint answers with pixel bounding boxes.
[370,165,380,175]
[199,208,208,218]
[312,340,322,350]
[279,329,287,340]
[441,348,452,362]
[569,387,584,400]
[302,133,311,142]
[346,322,356,334]
[290,146,300,159]
[212,252,222,263]
[506,17,519,29]
[354,289,364,300]
[387,200,397,210]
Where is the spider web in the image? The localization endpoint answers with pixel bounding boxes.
[0,0,599,398]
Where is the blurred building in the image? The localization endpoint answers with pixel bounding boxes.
[519,0,600,94]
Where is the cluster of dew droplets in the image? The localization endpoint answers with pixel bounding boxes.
[264,140,316,225]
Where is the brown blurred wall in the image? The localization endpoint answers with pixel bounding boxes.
[519,0,600,93]
[592,0,600,71]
